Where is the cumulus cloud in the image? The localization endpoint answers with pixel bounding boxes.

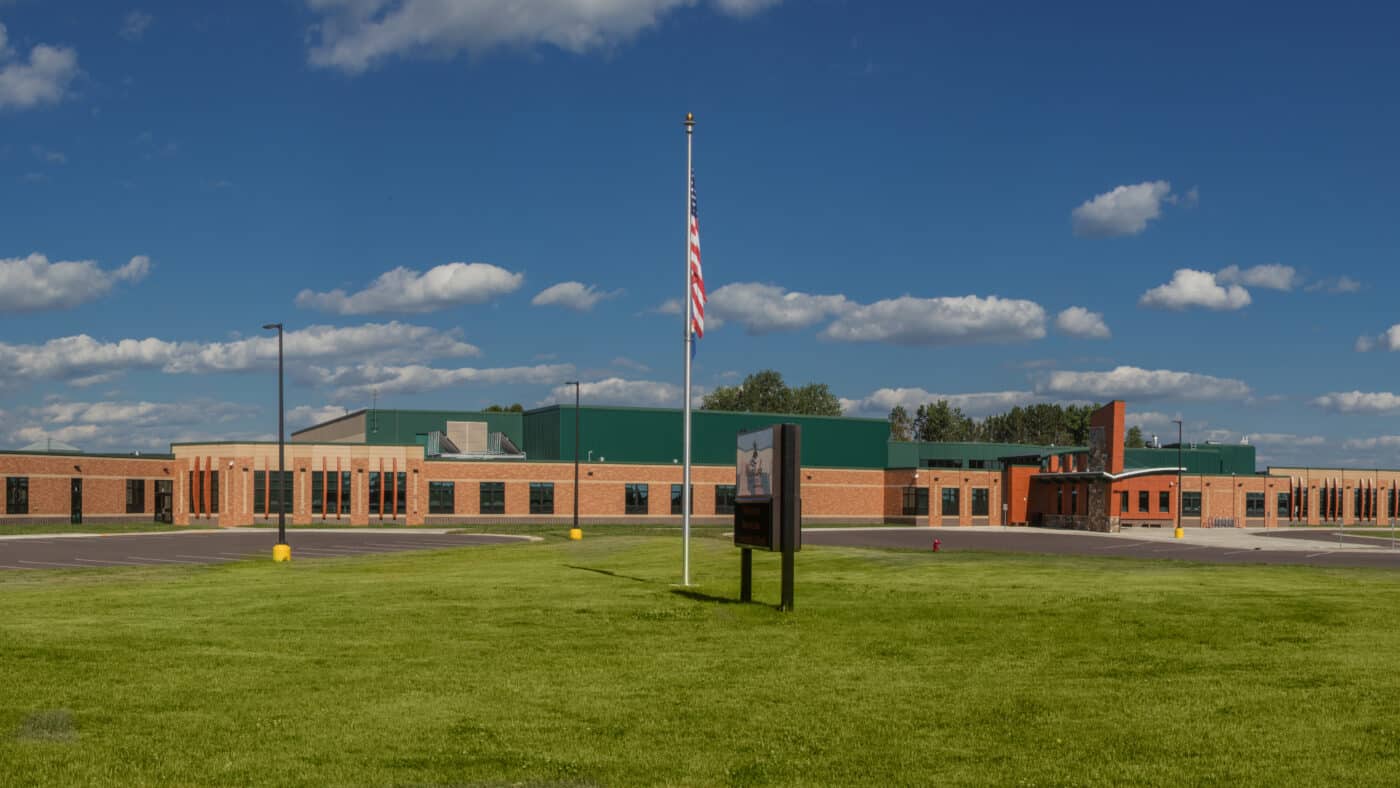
[288,404,350,428]
[1216,263,1298,291]
[1343,436,1400,451]
[708,282,851,334]
[120,11,154,41]
[531,281,619,311]
[0,22,80,111]
[823,295,1046,345]
[1054,306,1110,339]
[0,322,479,386]
[305,0,781,73]
[649,298,682,315]
[0,253,151,312]
[1355,325,1400,353]
[540,377,689,409]
[10,397,259,452]
[295,262,523,315]
[1139,269,1251,311]
[1311,391,1400,415]
[838,388,1041,419]
[1306,276,1362,294]
[1072,180,1178,238]
[310,362,575,400]
[1242,433,1325,447]
[1038,366,1251,402]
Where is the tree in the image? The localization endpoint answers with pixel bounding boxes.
[701,370,845,416]
[913,400,975,442]
[484,403,524,413]
[888,405,913,442]
[1126,425,1145,448]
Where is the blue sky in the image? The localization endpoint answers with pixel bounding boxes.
[1,0,1397,467]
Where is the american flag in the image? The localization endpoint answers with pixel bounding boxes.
[689,173,706,345]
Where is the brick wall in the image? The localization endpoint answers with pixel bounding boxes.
[0,453,173,523]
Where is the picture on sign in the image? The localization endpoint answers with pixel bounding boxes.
[737,427,775,500]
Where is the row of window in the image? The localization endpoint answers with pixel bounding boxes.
[7,477,154,515]
[902,487,991,517]
[1118,490,1173,515]
[419,482,740,516]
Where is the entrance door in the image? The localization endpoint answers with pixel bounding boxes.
[154,480,173,524]
[70,478,83,525]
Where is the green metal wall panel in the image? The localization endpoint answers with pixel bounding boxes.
[523,406,890,468]
[1122,445,1256,475]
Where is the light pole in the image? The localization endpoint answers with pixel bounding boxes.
[566,381,582,541]
[1172,419,1184,539]
[263,323,290,561]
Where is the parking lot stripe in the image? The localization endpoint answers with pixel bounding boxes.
[17,559,83,568]
[129,556,196,564]
[74,557,147,567]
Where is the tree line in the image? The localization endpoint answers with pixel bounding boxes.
[888,401,1106,446]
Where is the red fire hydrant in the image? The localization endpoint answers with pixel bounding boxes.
[932,538,942,553]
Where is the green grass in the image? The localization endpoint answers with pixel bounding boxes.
[0,522,186,537]
[3,537,1400,785]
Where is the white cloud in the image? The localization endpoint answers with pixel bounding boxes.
[0,321,479,386]
[1217,263,1298,291]
[823,295,1046,345]
[120,11,154,41]
[1312,391,1400,415]
[311,362,575,400]
[708,282,851,334]
[1343,436,1400,451]
[540,377,688,409]
[531,281,619,311]
[839,387,1041,419]
[1242,433,1325,447]
[650,298,682,315]
[1356,335,1377,353]
[295,262,523,315]
[1306,276,1362,294]
[1038,366,1251,402]
[1054,306,1110,339]
[305,0,780,73]
[9,397,258,452]
[1139,268,1251,311]
[288,404,350,428]
[0,22,79,111]
[1356,325,1400,353]
[0,253,151,312]
[1071,180,1176,238]
[611,356,650,372]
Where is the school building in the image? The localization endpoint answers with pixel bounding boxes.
[3,400,1396,531]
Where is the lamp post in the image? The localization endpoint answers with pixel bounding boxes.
[263,322,290,561]
[1172,419,1184,539]
[566,381,582,541]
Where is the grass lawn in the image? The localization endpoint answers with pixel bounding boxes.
[0,522,186,537]
[3,536,1400,784]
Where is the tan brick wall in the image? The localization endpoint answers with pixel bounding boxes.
[0,453,173,522]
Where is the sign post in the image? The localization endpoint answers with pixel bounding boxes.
[733,423,801,611]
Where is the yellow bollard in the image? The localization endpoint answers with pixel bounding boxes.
[1173,527,1184,540]
[569,528,583,541]
[272,543,292,562]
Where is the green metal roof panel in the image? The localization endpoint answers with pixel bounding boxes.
[360,409,524,447]
[523,406,890,468]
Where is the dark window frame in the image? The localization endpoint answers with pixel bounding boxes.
[429,481,455,515]
[479,482,505,515]
[1277,492,1290,518]
[625,483,649,515]
[529,482,554,515]
[253,470,291,514]
[714,484,736,515]
[1182,491,1202,517]
[1159,491,1171,513]
[1138,490,1150,513]
[670,484,694,515]
[6,476,28,515]
[126,479,145,514]
[941,487,959,517]
[971,488,990,517]
[1119,491,1128,513]
[1246,492,1265,518]
[902,487,929,517]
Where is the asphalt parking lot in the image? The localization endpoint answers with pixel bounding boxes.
[0,529,533,571]
[802,527,1400,569]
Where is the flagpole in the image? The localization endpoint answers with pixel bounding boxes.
[682,111,695,587]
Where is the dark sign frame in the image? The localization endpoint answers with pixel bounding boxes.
[734,423,801,610]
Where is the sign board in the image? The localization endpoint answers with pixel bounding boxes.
[733,423,802,609]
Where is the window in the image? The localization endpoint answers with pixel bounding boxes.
[311,472,351,515]
[715,485,736,515]
[1138,491,1150,513]
[1182,492,1202,517]
[969,459,1000,470]
[530,482,554,515]
[924,459,960,469]
[253,471,292,514]
[6,477,28,515]
[1160,491,1171,513]
[1056,486,1063,515]
[429,482,455,514]
[395,472,407,516]
[1246,492,1265,518]
[625,483,649,515]
[941,487,960,517]
[1119,491,1128,513]
[1071,488,1079,515]
[1277,492,1290,518]
[902,487,929,516]
[479,482,505,515]
[971,488,990,517]
[368,472,381,515]
[126,479,145,514]
[1354,488,1362,519]
[670,484,693,515]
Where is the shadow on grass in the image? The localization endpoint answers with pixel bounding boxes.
[669,588,746,606]
[564,565,659,585]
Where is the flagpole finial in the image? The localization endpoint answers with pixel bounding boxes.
[685,112,694,131]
